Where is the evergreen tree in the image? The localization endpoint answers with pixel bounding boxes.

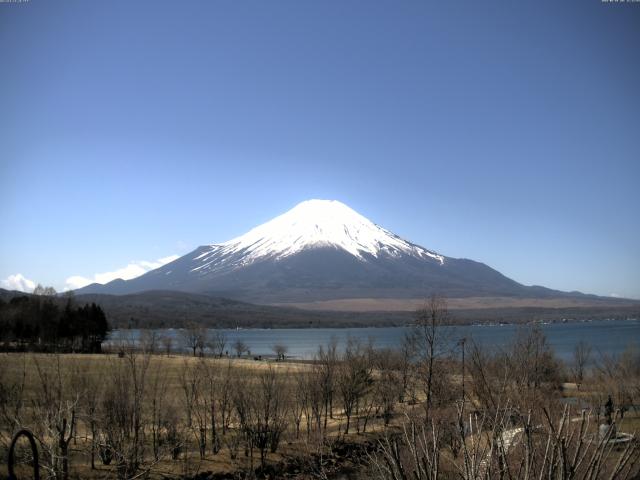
[0,294,110,352]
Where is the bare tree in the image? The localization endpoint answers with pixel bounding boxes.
[372,349,404,426]
[208,330,227,358]
[140,330,158,354]
[33,284,57,296]
[31,354,78,480]
[511,325,560,389]
[0,353,28,451]
[233,339,248,358]
[290,372,308,439]
[572,340,592,389]
[179,359,200,429]
[369,404,640,480]
[593,344,640,421]
[398,333,417,403]
[181,326,206,357]
[233,366,289,469]
[202,359,222,454]
[272,343,288,361]
[316,337,338,431]
[337,337,373,434]
[160,335,173,357]
[99,351,152,479]
[218,361,235,436]
[508,325,561,412]
[467,340,508,414]
[149,361,172,462]
[306,367,325,438]
[413,295,450,418]
[190,361,209,459]
[77,365,104,470]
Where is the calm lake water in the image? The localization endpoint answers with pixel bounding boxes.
[107,318,640,362]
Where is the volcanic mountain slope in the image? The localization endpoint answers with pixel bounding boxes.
[75,199,597,304]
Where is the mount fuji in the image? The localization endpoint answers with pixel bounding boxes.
[74,200,592,305]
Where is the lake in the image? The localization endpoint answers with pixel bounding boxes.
[107,318,640,362]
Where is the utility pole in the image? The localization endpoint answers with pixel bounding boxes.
[458,337,466,404]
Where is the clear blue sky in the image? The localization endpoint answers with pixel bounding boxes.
[1,0,639,298]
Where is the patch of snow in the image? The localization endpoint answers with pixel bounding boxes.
[191,200,444,273]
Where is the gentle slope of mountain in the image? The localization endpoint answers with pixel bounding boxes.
[2,288,637,328]
[74,199,613,305]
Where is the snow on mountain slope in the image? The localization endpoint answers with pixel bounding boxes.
[74,199,542,303]
[191,199,444,274]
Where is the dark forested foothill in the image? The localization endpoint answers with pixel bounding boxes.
[0,293,110,352]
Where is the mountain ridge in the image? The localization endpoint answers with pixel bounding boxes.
[74,199,618,305]
[2,288,637,329]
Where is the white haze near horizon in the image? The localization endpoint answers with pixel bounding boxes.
[1,255,180,293]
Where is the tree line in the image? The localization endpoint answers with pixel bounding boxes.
[0,286,110,353]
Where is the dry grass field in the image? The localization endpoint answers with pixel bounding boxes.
[0,351,420,480]
[274,296,640,312]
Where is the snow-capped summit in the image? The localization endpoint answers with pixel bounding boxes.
[192,199,443,273]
